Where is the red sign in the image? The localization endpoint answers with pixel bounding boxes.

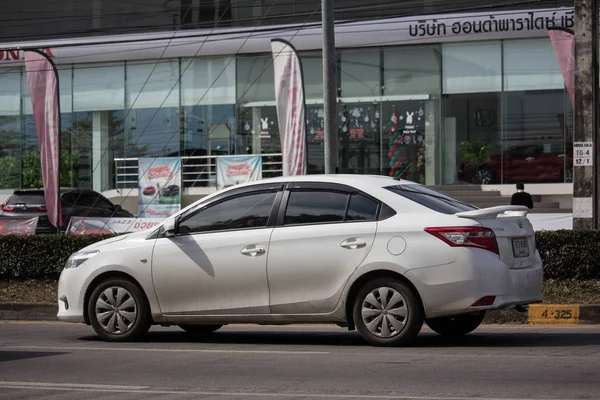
[0,48,54,62]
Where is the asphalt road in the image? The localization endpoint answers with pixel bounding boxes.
[0,322,599,400]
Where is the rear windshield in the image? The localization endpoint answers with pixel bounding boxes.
[385,184,477,214]
[7,193,45,205]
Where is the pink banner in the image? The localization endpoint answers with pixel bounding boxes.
[24,51,62,228]
[548,28,574,108]
[271,39,307,176]
[0,218,39,235]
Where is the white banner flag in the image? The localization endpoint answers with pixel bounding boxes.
[271,39,307,176]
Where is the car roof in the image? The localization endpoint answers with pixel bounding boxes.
[232,174,414,189]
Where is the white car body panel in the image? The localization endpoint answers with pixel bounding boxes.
[267,221,377,314]
[151,229,272,315]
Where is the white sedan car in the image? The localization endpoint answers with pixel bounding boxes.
[57,175,543,346]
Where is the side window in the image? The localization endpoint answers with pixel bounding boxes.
[346,193,379,221]
[179,191,277,234]
[284,191,348,225]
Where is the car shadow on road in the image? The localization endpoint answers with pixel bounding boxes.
[80,327,600,348]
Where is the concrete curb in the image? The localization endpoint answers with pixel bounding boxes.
[1,302,600,325]
[0,302,57,321]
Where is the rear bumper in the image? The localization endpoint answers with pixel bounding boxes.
[405,249,544,319]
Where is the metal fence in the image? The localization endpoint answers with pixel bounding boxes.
[114,154,283,189]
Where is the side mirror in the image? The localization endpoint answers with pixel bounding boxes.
[163,217,178,237]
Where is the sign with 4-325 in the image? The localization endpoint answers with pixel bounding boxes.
[528,304,580,325]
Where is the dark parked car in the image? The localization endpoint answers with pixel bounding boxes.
[0,188,134,233]
[160,185,180,197]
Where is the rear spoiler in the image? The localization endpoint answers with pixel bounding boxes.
[456,205,529,219]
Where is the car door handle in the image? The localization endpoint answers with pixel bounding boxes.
[240,245,266,257]
[340,238,367,250]
[525,157,534,161]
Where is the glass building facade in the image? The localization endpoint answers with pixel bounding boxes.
[0,15,574,194]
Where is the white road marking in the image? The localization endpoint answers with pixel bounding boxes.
[0,381,557,400]
[0,381,147,390]
[4,345,329,355]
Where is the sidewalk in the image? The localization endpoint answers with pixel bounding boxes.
[2,302,600,325]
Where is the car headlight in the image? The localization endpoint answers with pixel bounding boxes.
[65,250,99,269]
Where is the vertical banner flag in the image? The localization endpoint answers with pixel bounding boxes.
[548,27,575,108]
[138,157,182,218]
[24,50,62,229]
[216,155,263,190]
[271,39,307,176]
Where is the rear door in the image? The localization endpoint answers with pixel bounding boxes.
[266,183,379,314]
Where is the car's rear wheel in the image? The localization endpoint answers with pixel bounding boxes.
[88,278,151,342]
[352,278,423,347]
[426,311,486,336]
[179,324,223,335]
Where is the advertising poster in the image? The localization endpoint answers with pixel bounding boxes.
[138,157,182,218]
[0,218,39,235]
[66,217,164,235]
[216,155,262,190]
[386,101,428,182]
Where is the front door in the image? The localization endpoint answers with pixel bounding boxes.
[151,189,279,315]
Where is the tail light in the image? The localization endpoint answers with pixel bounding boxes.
[425,227,499,255]
[1,204,13,212]
[37,206,47,212]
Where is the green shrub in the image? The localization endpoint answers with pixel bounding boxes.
[0,234,116,280]
[535,230,600,280]
[0,230,598,281]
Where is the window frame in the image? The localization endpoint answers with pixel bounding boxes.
[275,182,384,227]
[174,184,284,236]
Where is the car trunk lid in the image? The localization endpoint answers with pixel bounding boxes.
[456,206,536,269]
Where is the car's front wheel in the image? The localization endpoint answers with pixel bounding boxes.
[426,311,486,336]
[179,324,223,335]
[88,278,151,342]
[352,278,424,347]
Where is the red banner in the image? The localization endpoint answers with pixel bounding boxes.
[271,39,307,176]
[548,28,574,108]
[24,51,62,228]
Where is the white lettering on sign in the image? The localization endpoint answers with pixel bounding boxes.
[573,197,593,219]
[574,142,593,166]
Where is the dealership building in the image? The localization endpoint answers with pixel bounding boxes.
[0,0,575,214]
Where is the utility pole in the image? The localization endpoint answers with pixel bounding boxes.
[573,0,597,229]
[322,0,338,174]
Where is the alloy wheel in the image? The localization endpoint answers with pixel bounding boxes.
[361,287,408,338]
[95,286,138,335]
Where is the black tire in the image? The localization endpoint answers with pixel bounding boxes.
[426,311,485,337]
[87,278,151,342]
[472,167,494,185]
[179,324,223,335]
[352,278,424,347]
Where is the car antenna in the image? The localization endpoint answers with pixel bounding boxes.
[394,163,412,181]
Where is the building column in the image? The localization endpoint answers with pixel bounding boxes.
[425,100,438,185]
[92,111,110,193]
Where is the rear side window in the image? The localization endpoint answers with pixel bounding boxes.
[385,184,476,215]
[8,193,45,205]
[283,191,380,225]
[284,191,347,225]
[346,194,378,221]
